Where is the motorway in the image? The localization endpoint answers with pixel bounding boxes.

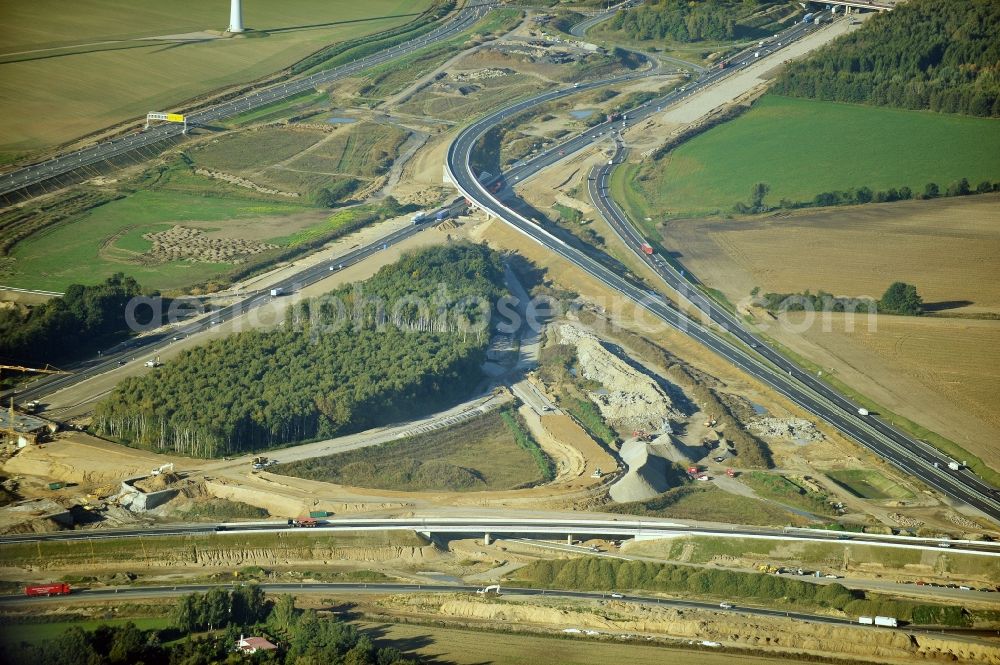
[443,12,1000,523]
[0,1,495,203]
[13,202,468,404]
[0,581,931,634]
[3,516,998,557]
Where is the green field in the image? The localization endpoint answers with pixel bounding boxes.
[192,127,327,172]
[0,617,171,651]
[619,95,1000,220]
[743,472,837,516]
[826,469,914,501]
[605,485,810,527]
[4,189,310,291]
[274,409,549,492]
[0,0,434,154]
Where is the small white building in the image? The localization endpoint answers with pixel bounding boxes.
[236,635,277,654]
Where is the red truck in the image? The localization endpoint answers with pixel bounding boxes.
[289,517,318,528]
[640,243,654,255]
[25,583,71,597]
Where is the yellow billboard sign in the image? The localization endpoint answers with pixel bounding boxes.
[166,113,186,123]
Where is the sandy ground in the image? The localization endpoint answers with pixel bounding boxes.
[367,592,1000,664]
[623,16,860,155]
[662,195,1000,467]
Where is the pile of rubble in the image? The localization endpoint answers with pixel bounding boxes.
[557,324,682,432]
[747,417,824,444]
[451,68,513,82]
[888,512,924,528]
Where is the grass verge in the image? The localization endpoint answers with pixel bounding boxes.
[604,485,810,527]
[272,408,548,492]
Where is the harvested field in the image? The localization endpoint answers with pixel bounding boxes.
[355,620,811,665]
[0,0,434,154]
[662,194,1000,474]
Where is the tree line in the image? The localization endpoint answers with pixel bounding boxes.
[94,243,506,457]
[0,272,152,366]
[5,587,421,664]
[772,0,1000,117]
[737,178,1000,214]
[515,557,969,625]
[757,282,923,317]
[608,0,748,42]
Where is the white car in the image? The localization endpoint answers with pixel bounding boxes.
[720,602,734,609]
[610,593,624,599]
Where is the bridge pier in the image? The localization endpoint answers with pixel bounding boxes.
[484,532,492,546]
[567,534,573,545]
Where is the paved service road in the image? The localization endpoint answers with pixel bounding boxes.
[444,13,1000,523]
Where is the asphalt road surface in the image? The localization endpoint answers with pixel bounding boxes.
[4,516,998,557]
[0,581,862,630]
[0,1,497,203]
[444,13,1000,523]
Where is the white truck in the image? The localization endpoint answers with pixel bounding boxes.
[947,461,962,471]
[874,616,898,628]
[270,287,284,297]
[857,408,869,416]
[144,357,162,368]
[411,211,428,225]
[859,616,874,625]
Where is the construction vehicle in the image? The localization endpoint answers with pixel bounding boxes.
[149,463,174,477]
[1,365,71,446]
[726,468,737,478]
[144,357,162,368]
[25,583,71,597]
[476,585,501,596]
[687,466,700,476]
[289,517,318,528]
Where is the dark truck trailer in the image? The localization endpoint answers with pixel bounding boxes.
[26,583,71,596]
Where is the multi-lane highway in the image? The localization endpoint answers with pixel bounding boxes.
[444,13,1000,523]
[587,146,1000,517]
[13,202,469,404]
[0,1,496,203]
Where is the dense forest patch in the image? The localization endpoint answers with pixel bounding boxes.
[773,0,1000,116]
[94,243,506,457]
